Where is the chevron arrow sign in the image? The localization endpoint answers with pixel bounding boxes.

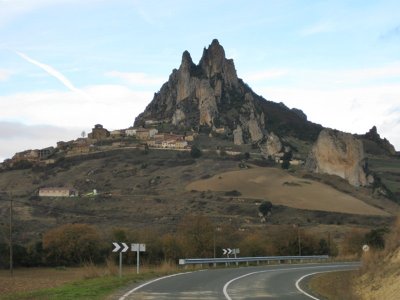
[222,248,233,255]
[112,242,129,253]
[112,242,121,252]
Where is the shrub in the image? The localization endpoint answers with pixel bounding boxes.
[190,145,202,158]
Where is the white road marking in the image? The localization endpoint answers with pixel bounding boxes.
[118,271,193,300]
[223,264,358,300]
[295,268,358,300]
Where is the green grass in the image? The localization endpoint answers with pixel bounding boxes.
[0,272,161,300]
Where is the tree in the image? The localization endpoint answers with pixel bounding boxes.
[364,228,388,250]
[177,215,214,257]
[43,223,102,265]
[161,233,182,262]
[258,200,273,217]
[190,145,202,158]
[281,151,292,169]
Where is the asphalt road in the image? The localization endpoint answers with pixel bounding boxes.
[115,262,359,300]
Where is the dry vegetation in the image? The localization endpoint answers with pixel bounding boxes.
[355,217,400,299]
[186,166,389,216]
[308,216,400,300]
[0,267,91,295]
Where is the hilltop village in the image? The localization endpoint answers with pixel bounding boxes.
[1,122,199,169]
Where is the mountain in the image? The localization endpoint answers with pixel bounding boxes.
[134,39,322,148]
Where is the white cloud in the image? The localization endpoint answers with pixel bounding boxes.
[0,84,151,128]
[105,71,165,87]
[255,84,400,150]
[0,84,153,160]
[0,121,80,161]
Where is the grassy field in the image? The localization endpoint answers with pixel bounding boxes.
[186,166,389,216]
[0,263,180,300]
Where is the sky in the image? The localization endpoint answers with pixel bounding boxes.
[0,0,399,161]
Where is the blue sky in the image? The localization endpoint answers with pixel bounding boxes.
[1,0,400,160]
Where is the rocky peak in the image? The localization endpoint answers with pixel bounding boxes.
[199,39,238,87]
[134,40,322,146]
[360,126,396,155]
[180,50,194,71]
[200,39,225,75]
[134,39,262,142]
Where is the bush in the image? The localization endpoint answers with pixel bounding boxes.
[225,190,242,197]
[190,145,202,158]
[259,200,273,216]
[43,223,103,265]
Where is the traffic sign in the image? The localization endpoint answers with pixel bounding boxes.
[131,243,146,252]
[112,242,145,277]
[112,242,129,253]
[223,248,232,255]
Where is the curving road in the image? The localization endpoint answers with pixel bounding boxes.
[115,262,359,300]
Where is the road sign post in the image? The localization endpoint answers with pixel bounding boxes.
[112,242,130,277]
[132,243,146,274]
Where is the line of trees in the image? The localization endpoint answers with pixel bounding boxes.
[4,214,391,268]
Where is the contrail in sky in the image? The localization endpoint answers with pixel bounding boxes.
[16,51,88,97]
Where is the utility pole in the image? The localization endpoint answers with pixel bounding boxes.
[9,195,13,277]
[294,224,301,256]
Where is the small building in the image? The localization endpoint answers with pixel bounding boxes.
[125,127,137,137]
[110,129,125,138]
[88,124,110,140]
[39,187,78,197]
[38,147,55,159]
[135,128,158,140]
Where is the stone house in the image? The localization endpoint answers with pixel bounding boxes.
[39,187,78,197]
[110,129,125,138]
[135,128,158,140]
[88,124,110,140]
[125,128,137,136]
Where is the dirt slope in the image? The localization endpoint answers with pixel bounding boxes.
[186,167,388,216]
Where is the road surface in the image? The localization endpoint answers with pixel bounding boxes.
[114,262,359,300]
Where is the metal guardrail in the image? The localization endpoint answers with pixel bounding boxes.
[179,255,329,266]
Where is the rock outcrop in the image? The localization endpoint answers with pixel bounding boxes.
[135,39,265,143]
[134,39,323,145]
[260,132,283,158]
[305,129,369,187]
[362,126,396,155]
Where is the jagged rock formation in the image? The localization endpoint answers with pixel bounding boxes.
[134,39,322,145]
[261,132,283,158]
[305,129,369,187]
[359,126,396,155]
[135,39,264,144]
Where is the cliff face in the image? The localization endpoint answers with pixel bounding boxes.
[134,39,323,145]
[135,39,265,144]
[306,129,369,187]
